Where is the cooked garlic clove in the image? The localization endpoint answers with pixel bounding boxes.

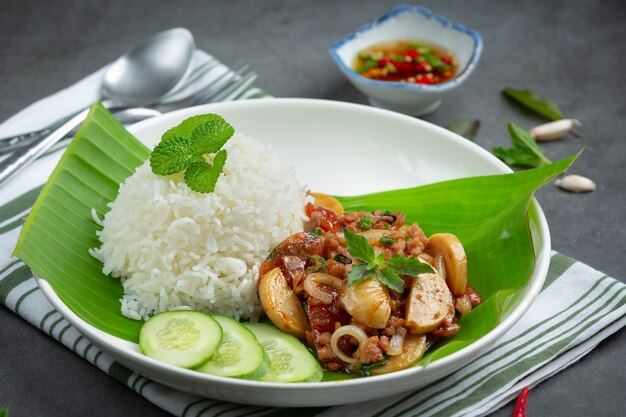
[554,175,596,193]
[530,119,581,141]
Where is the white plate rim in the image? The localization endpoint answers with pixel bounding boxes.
[34,98,550,404]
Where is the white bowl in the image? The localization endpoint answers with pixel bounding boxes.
[329,5,483,116]
[36,98,549,407]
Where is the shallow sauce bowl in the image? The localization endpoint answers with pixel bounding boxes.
[36,98,549,407]
[329,5,483,116]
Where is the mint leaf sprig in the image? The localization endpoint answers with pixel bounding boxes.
[343,228,433,292]
[149,114,234,193]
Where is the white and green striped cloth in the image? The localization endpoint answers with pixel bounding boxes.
[1,52,625,417]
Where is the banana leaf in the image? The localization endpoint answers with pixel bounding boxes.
[14,103,577,369]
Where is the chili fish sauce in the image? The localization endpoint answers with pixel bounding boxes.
[353,39,457,85]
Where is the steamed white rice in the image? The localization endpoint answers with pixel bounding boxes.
[90,133,307,321]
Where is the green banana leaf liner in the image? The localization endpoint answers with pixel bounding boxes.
[14,103,577,377]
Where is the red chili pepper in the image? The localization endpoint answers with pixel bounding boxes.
[393,61,412,73]
[406,48,419,58]
[440,55,452,64]
[378,57,392,67]
[513,387,530,417]
[415,62,429,72]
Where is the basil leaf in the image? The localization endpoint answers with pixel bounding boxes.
[445,119,480,141]
[347,263,376,286]
[343,228,375,265]
[387,255,434,276]
[493,123,552,168]
[502,88,564,120]
[379,267,404,292]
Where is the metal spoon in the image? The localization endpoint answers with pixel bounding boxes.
[0,27,195,188]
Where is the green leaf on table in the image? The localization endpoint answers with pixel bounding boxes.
[493,123,552,168]
[445,119,480,140]
[502,87,565,120]
[0,406,9,417]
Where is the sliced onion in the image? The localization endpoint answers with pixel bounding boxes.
[386,327,407,356]
[303,273,342,304]
[436,254,447,280]
[330,325,368,364]
[359,230,387,240]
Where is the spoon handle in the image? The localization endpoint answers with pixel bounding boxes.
[0,108,90,189]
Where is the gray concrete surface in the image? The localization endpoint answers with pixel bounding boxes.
[1,0,625,416]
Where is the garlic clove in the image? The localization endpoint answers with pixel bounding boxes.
[554,175,596,193]
[530,119,581,142]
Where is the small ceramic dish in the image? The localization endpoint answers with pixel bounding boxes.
[329,5,483,116]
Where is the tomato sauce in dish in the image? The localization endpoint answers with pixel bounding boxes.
[353,39,458,85]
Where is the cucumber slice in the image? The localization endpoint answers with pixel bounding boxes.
[244,323,322,382]
[139,311,222,369]
[197,315,268,379]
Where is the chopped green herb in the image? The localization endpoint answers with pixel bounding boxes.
[493,123,552,168]
[343,228,433,291]
[445,119,480,141]
[360,216,373,230]
[333,253,352,264]
[313,227,324,236]
[383,223,391,230]
[357,60,378,73]
[502,88,565,121]
[360,356,389,376]
[424,52,444,68]
[267,247,277,260]
[149,113,234,193]
[357,51,371,60]
[307,255,328,272]
[379,236,396,244]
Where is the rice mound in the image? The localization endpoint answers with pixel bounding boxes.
[90,133,307,321]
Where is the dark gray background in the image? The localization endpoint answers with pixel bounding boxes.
[1,0,625,416]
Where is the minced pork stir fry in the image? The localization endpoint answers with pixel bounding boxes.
[258,193,482,375]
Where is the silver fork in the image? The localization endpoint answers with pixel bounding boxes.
[0,64,258,188]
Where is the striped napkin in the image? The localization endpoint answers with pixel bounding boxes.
[1,52,625,417]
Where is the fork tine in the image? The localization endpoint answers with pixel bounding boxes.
[191,65,252,105]
[207,72,258,103]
